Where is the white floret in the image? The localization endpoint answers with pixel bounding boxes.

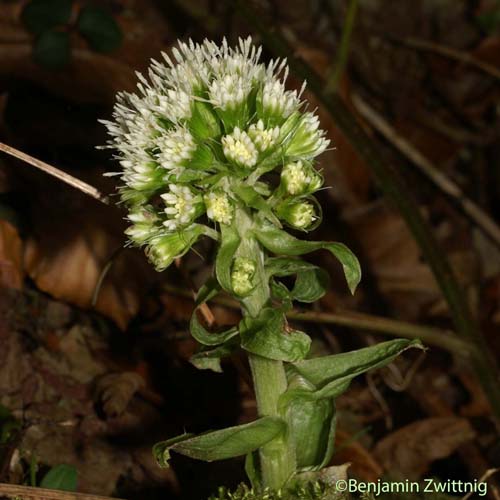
[156,128,196,173]
[222,128,258,168]
[247,120,280,152]
[161,184,198,230]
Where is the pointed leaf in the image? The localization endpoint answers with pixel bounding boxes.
[254,223,361,294]
[240,308,310,362]
[153,417,286,467]
[281,339,424,406]
[291,268,330,303]
[190,312,238,347]
[190,340,238,373]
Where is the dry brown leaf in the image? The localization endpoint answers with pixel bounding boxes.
[96,372,145,418]
[0,220,23,290]
[373,417,476,479]
[333,429,383,482]
[23,187,156,330]
[346,202,440,318]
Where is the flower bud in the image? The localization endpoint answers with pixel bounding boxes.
[278,200,318,231]
[231,258,256,296]
[161,184,203,230]
[204,191,234,225]
[283,112,330,159]
[125,207,159,245]
[146,224,203,271]
[222,128,258,168]
[281,161,323,196]
[247,120,280,153]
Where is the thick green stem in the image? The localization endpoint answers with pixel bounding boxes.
[234,207,296,489]
[248,354,295,490]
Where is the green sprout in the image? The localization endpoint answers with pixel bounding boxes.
[103,37,423,498]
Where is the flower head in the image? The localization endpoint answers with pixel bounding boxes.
[222,128,258,168]
[281,161,323,196]
[161,184,201,230]
[205,191,234,225]
[103,37,331,270]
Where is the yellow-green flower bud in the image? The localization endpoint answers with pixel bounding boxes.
[281,161,323,196]
[231,258,256,296]
[205,191,234,225]
[279,201,318,230]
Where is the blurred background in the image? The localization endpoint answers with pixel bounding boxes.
[0,0,500,498]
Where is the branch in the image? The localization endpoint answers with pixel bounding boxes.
[230,0,500,420]
[0,482,123,500]
[0,141,109,205]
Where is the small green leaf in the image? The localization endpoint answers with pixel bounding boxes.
[77,6,122,53]
[254,222,361,295]
[215,223,241,293]
[153,417,286,467]
[240,308,310,362]
[291,268,330,303]
[33,31,70,70]
[195,276,221,306]
[22,0,73,35]
[294,339,423,387]
[190,312,238,347]
[39,464,77,491]
[281,339,424,407]
[265,257,319,278]
[190,341,237,373]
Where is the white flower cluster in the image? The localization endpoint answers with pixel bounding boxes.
[102,37,330,270]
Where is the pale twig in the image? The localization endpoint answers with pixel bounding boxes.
[352,93,500,251]
[161,283,471,356]
[392,36,500,82]
[366,372,393,429]
[0,141,109,205]
[0,482,123,500]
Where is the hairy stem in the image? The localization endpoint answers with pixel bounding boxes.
[248,354,295,490]
[234,207,295,489]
